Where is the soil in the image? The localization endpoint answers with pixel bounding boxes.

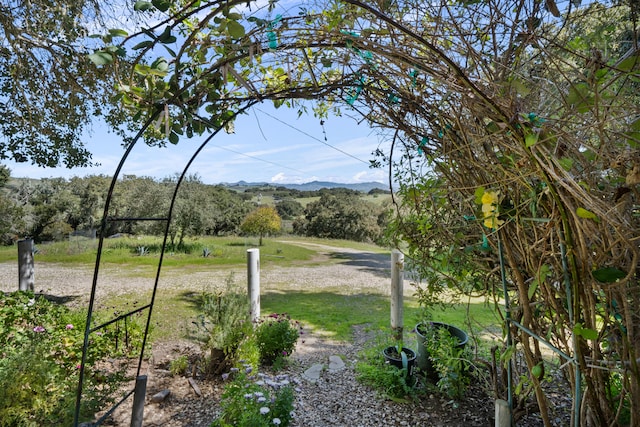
[0,242,571,426]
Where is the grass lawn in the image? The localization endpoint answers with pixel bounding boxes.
[2,236,503,352]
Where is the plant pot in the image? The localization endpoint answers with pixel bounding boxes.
[382,346,417,377]
[415,321,468,379]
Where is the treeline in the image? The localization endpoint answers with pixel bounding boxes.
[0,166,390,246]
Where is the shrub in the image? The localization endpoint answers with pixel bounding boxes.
[193,275,252,376]
[213,365,296,427]
[254,313,300,366]
[424,326,471,399]
[0,291,135,426]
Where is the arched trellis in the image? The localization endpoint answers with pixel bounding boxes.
[72,100,262,425]
[73,1,640,426]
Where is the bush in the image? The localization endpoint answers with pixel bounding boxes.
[213,365,296,427]
[193,275,252,376]
[0,291,135,426]
[254,313,300,366]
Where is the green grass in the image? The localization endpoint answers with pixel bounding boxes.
[1,235,502,353]
[0,236,317,267]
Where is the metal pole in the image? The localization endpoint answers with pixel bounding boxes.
[247,248,260,322]
[130,375,147,427]
[391,249,404,341]
[18,238,34,292]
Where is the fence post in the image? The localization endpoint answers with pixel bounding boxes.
[247,248,260,323]
[391,249,404,341]
[130,375,147,427]
[18,238,34,292]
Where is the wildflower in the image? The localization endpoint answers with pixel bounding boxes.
[65,324,74,330]
[273,418,281,425]
[244,393,253,399]
[245,366,253,374]
[282,351,288,356]
[33,325,45,333]
[230,367,239,373]
[258,396,267,403]
[260,407,270,415]
[221,373,230,381]
[254,391,264,397]
[27,298,36,307]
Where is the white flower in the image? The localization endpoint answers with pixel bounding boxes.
[258,396,267,403]
[260,407,270,415]
[244,393,253,399]
[254,392,264,397]
[273,418,281,425]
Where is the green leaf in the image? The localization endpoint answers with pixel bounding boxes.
[158,26,176,44]
[169,132,179,144]
[525,132,538,148]
[617,55,639,72]
[227,20,246,39]
[474,186,485,204]
[573,323,598,340]
[152,0,171,12]
[592,267,626,283]
[108,29,128,38]
[576,207,599,222]
[558,157,574,171]
[134,0,153,11]
[132,41,154,50]
[88,51,113,65]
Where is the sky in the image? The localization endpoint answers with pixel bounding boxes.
[4,103,391,185]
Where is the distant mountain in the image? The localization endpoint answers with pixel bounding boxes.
[224,180,390,193]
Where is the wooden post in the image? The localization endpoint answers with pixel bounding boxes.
[18,238,34,292]
[130,375,147,427]
[247,248,260,323]
[391,249,404,341]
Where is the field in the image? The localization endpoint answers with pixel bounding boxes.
[0,236,500,347]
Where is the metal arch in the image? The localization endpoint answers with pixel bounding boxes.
[73,101,259,426]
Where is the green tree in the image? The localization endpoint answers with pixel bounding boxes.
[275,199,304,220]
[294,193,384,242]
[0,0,125,167]
[240,206,281,246]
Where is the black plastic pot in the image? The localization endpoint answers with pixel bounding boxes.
[382,346,417,377]
[415,321,468,379]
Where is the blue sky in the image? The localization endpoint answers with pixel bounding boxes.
[4,103,390,185]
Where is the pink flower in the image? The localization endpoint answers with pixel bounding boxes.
[65,324,74,330]
[33,326,45,333]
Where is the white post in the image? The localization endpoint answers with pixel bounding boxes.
[391,249,404,341]
[247,248,260,322]
[18,238,34,292]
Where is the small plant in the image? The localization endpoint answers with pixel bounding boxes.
[355,333,418,400]
[202,247,211,257]
[213,365,296,427]
[193,274,252,376]
[170,355,189,376]
[424,326,471,399]
[136,245,148,256]
[254,313,301,366]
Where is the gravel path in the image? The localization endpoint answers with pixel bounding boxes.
[0,243,508,426]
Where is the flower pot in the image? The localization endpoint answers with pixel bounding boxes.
[382,346,417,378]
[415,322,468,379]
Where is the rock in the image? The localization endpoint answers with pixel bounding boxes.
[328,355,345,372]
[302,363,325,383]
[151,389,171,403]
[188,378,202,397]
